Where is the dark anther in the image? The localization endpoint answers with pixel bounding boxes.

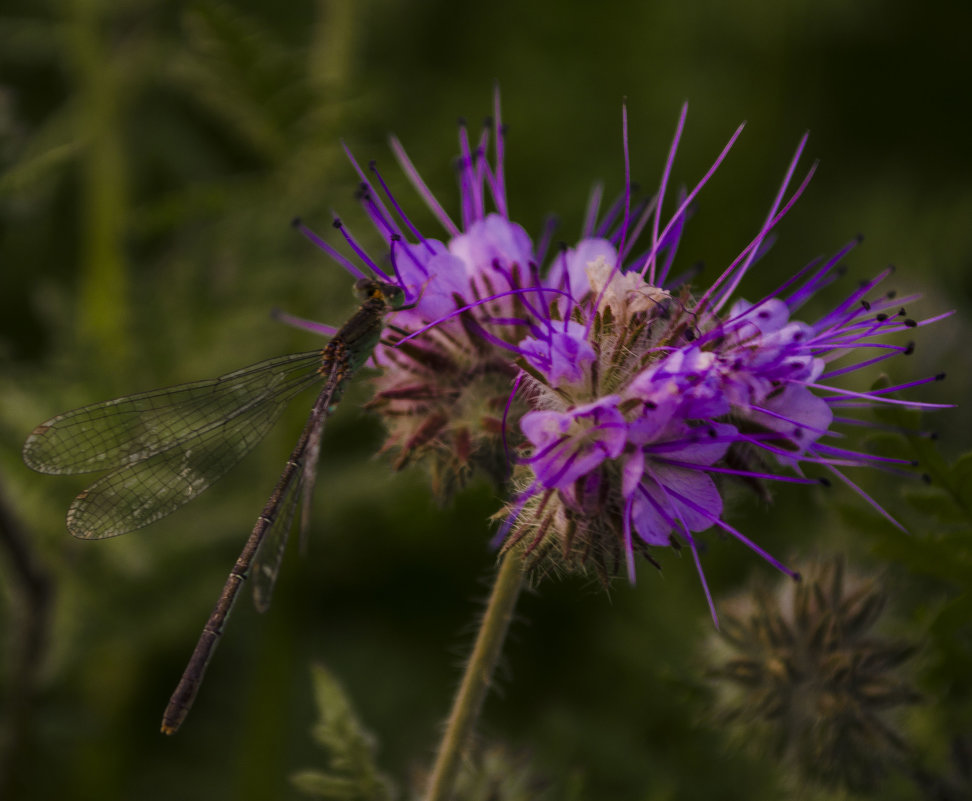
[684,328,697,342]
[876,313,888,322]
[935,372,946,381]
[391,233,402,242]
[332,218,343,229]
[290,216,302,228]
[904,342,915,355]
[886,289,897,299]
[818,477,832,488]
[368,159,378,170]
[904,318,918,328]
[922,473,932,484]
[861,299,871,311]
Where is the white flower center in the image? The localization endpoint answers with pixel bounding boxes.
[585,256,671,319]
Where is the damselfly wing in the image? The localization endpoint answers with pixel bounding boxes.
[22,279,407,734]
[23,352,323,537]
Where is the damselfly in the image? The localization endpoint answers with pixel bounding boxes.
[22,278,409,734]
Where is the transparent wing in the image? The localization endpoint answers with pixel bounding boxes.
[63,356,325,539]
[251,468,303,614]
[23,352,323,475]
[253,380,333,612]
[299,385,332,552]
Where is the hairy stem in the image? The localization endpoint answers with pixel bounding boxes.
[424,550,525,801]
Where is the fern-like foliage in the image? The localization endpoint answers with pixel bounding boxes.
[865,377,972,715]
[291,664,396,801]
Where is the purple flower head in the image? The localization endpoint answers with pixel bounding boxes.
[450,214,534,293]
[519,320,596,388]
[624,419,733,529]
[620,419,735,597]
[627,347,729,422]
[521,397,626,490]
[393,239,471,324]
[546,239,618,302]
[285,89,952,618]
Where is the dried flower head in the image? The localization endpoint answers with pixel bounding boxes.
[285,89,951,615]
[705,556,922,793]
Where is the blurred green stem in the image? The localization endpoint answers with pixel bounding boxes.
[308,0,355,91]
[70,0,131,370]
[424,550,525,801]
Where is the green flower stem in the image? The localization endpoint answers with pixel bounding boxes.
[424,550,525,801]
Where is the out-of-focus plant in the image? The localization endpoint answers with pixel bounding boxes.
[294,666,555,801]
[705,556,921,793]
[291,664,395,801]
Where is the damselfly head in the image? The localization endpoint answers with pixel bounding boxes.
[353,278,407,309]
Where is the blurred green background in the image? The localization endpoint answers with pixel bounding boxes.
[1,1,970,799]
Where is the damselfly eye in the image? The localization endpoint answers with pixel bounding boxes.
[381,284,406,308]
[354,277,376,297]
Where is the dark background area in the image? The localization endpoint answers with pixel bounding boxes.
[1,1,970,799]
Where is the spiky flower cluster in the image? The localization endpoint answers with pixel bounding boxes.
[288,90,950,614]
[704,556,921,793]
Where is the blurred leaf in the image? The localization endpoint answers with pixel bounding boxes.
[871,376,967,517]
[860,377,972,580]
[0,15,62,63]
[0,112,81,199]
[953,452,972,511]
[900,484,967,525]
[169,1,313,161]
[449,745,554,801]
[292,664,395,801]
